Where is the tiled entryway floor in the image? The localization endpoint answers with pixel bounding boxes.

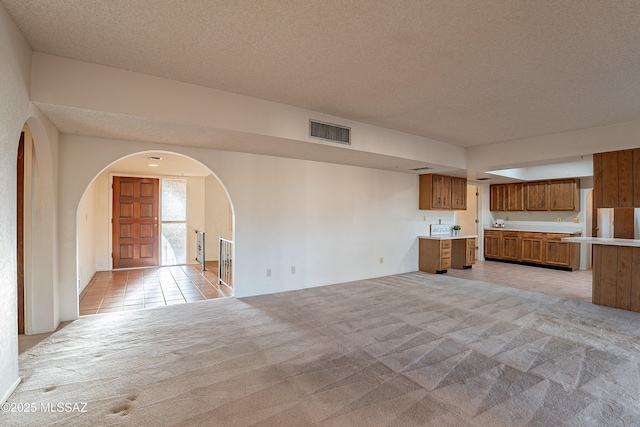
[446,259,592,302]
[79,262,232,316]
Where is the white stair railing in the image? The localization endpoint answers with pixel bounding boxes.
[218,238,232,289]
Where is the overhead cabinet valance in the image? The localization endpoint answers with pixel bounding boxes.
[489,178,580,212]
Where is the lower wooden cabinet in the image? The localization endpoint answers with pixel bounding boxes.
[520,233,544,264]
[419,239,451,273]
[501,232,520,260]
[592,245,640,312]
[484,230,501,258]
[484,230,579,270]
[452,238,476,269]
[419,237,476,274]
[544,234,578,268]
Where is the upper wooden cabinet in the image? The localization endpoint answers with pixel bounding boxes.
[525,181,547,211]
[489,183,522,211]
[490,184,506,211]
[594,148,640,208]
[450,177,467,210]
[419,174,467,210]
[489,178,579,212]
[549,179,580,211]
[506,183,525,211]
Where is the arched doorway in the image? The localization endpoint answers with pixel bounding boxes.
[75,151,235,315]
[17,116,58,336]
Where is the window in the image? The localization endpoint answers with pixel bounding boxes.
[161,178,187,265]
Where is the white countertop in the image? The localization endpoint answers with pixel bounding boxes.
[485,227,582,235]
[419,235,478,240]
[562,236,640,248]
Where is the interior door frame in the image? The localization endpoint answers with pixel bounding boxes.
[110,173,161,269]
[17,132,24,334]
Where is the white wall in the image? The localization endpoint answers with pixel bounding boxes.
[77,176,98,292]
[58,134,446,316]
[26,109,60,335]
[31,53,467,172]
[205,174,232,261]
[468,119,640,173]
[0,4,32,405]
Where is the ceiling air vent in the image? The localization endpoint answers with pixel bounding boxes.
[310,119,351,145]
[411,167,432,171]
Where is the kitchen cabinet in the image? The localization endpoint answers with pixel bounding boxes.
[419,238,451,273]
[501,231,520,260]
[592,244,640,312]
[594,151,619,208]
[419,174,467,210]
[525,181,548,211]
[549,179,580,211]
[614,208,635,239]
[634,149,640,206]
[594,148,640,208]
[484,230,501,258]
[489,178,579,212]
[484,230,579,270]
[432,175,451,209]
[506,183,525,211]
[520,233,544,264]
[452,238,476,269]
[450,177,467,210]
[544,234,576,267]
[490,184,506,211]
[619,150,634,207]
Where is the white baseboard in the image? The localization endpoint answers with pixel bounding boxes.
[1,377,21,405]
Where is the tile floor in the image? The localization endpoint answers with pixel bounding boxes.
[79,262,232,316]
[446,259,592,302]
[79,259,592,316]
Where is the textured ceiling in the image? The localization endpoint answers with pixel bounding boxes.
[4,1,640,147]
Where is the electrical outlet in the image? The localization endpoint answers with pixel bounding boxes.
[380,257,384,264]
[291,266,296,274]
[266,269,271,277]
[557,218,562,222]
[573,217,579,223]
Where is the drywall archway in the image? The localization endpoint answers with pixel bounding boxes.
[75,150,235,312]
[21,113,58,335]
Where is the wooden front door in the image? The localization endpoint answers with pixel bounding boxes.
[112,177,159,269]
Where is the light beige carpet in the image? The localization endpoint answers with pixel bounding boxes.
[3,272,640,426]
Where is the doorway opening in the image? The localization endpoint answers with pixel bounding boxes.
[456,184,479,237]
[77,151,234,316]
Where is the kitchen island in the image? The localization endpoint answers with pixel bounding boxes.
[563,236,640,312]
[418,235,477,274]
